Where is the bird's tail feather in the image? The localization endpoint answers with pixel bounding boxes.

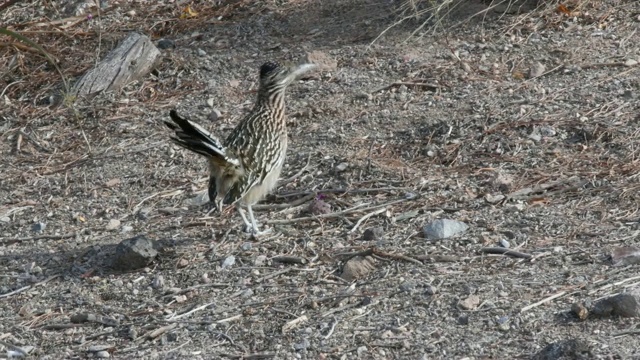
[165,110,237,166]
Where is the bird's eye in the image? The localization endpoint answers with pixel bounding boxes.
[260,61,280,78]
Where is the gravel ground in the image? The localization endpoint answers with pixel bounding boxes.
[1,0,640,359]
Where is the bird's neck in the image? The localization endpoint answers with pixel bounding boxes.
[255,89,286,115]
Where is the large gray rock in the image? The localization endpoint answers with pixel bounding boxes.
[112,235,158,271]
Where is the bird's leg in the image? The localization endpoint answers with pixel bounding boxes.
[236,204,253,232]
[247,204,272,236]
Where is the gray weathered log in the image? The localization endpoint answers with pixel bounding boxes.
[73,32,160,96]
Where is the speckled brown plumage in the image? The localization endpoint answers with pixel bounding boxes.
[165,61,316,235]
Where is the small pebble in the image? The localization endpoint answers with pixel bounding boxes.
[221,255,235,269]
[335,162,348,172]
[106,219,120,231]
[152,275,164,289]
[31,222,46,232]
[254,255,267,266]
[197,48,207,57]
[95,350,110,358]
[293,338,310,351]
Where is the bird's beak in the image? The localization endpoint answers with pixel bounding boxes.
[281,63,317,85]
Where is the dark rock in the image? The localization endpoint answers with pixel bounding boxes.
[610,246,640,266]
[308,197,331,215]
[31,222,46,232]
[157,39,175,49]
[362,226,384,241]
[592,291,640,318]
[533,339,591,360]
[112,235,158,271]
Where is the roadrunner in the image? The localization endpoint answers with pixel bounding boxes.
[165,61,316,235]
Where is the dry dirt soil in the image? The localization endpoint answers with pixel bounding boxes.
[2,0,640,359]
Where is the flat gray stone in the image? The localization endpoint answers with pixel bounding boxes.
[423,219,469,240]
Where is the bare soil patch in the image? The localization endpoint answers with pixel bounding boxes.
[1,0,640,358]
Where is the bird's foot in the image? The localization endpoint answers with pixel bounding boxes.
[242,225,272,238]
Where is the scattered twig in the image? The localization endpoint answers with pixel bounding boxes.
[350,207,387,233]
[613,329,640,338]
[253,193,314,211]
[506,176,582,200]
[137,323,177,342]
[520,291,567,313]
[166,339,192,354]
[370,81,440,95]
[0,275,60,299]
[0,0,22,14]
[0,339,29,357]
[323,318,338,339]
[0,232,77,245]
[281,315,307,333]
[17,129,52,153]
[256,268,292,283]
[373,248,423,266]
[166,302,215,321]
[0,285,31,299]
[265,198,409,225]
[480,247,532,259]
[278,154,312,186]
[277,186,408,198]
[218,353,275,360]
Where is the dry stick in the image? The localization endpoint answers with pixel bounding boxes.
[0,232,77,245]
[0,0,22,12]
[587,274,640,296]
[0,339,28,357]
[0,275,60,299]
[520,291,567,313]
[370,81,440,95]
[278,154,312,187]
[166,301,216,321]
[373,248,423,266]
[350,207,387,233]
[138,323,177,342]
[613,329,640,338]
[277,186,407,198]
[253,193,314,211]
[265,198,408,225]
[219,353,275,360]
[480,247,532,259]
[256,268,292,283]
[18,129,51,153]
[323,319,338,339]
[0,285,30,299]
[506,176,580,199]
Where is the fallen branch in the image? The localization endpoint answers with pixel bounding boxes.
[277,186,408,198]
[253,193,315,211]
[265,198,409,225]
[480,247,532,259]
[370,81,440,95]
